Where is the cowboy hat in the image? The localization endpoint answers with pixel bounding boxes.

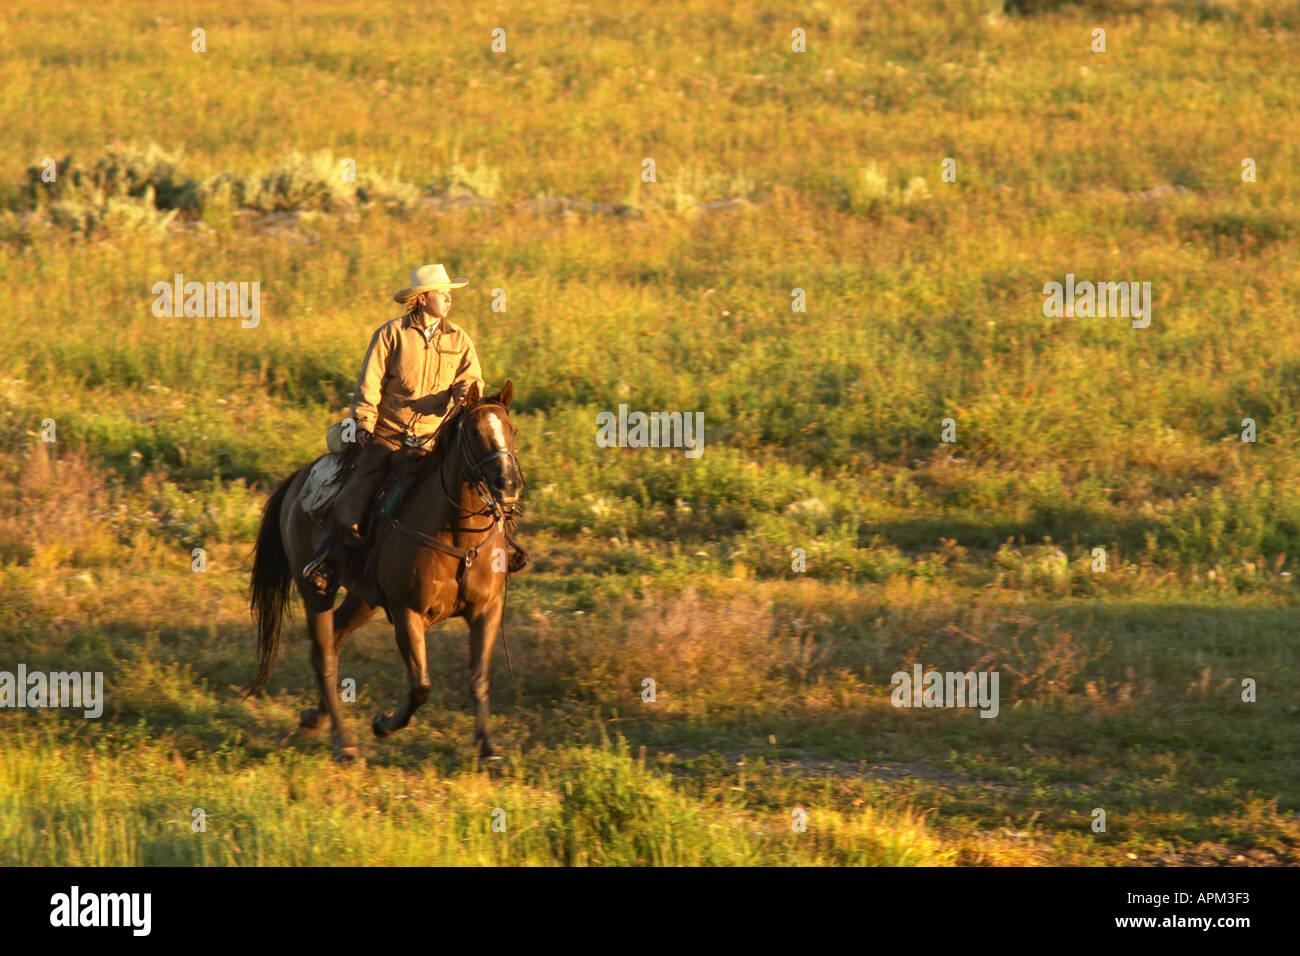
[392,263,469,302]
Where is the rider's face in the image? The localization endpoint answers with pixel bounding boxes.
[424,289,453,320]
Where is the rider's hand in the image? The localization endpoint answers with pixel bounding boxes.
[356,428,372,447]
[449,381,470,405]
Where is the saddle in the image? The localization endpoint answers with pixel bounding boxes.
[296,443,423,536]
[351,446,429,572]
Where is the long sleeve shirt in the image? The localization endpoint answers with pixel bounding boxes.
[351,312,484,442]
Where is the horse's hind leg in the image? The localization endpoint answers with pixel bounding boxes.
[372,606,430,738]
[299,589,375,735]
[467,600,504,760]
[300,588,360,762]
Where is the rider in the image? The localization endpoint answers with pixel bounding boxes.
[303,263,484,590]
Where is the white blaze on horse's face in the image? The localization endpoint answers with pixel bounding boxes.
[468,406,521,505]
[486,411,508,452]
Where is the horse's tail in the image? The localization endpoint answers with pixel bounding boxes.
[243,472,297,698]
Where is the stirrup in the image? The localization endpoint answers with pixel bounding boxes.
[302,526,340,580]
[301,559,334,596]
[302,553,326,577]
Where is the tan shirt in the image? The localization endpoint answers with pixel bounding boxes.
[351,312,484,443]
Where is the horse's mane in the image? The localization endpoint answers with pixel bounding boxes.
[408,394,513,485]
[411,402,468,481]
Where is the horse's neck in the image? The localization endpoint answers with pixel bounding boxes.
[408,442,479,534]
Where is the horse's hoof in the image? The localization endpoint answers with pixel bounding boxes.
[335,745,363,764]
[372,712,393,738]
[299,707,326,733]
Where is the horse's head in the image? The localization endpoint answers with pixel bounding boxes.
[455,380,524,510]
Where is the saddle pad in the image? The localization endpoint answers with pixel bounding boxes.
[378,472,419,520]
[299,454,345,521]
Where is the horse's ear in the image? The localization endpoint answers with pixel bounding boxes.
[466,381,482,405]
[497,380,514,408]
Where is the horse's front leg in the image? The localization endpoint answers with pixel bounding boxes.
[466,598,504,760]
[372,606,431,738]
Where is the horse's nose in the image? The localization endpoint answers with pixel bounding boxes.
[494,472,516,497]
[494,470,521,502]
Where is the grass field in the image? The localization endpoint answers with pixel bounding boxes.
[1,0,1298,865]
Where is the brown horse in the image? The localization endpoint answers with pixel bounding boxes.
[243,381,525,762]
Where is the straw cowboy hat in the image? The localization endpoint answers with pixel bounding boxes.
[392,263,469,303]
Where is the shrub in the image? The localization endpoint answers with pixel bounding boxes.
[23,143,198,211]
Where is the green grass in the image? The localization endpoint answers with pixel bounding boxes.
[0,0,1297,865]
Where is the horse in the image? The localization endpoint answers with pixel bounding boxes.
[243,380,525,762]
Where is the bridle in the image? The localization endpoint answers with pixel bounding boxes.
[388,400,526,566]
[442,401,525,529]
[456,402,524,520]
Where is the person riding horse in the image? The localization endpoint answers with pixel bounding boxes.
[303,263,486,591]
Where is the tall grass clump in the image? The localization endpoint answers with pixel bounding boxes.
[546,741,753,865]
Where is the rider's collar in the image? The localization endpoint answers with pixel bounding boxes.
[403,312,443,334]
